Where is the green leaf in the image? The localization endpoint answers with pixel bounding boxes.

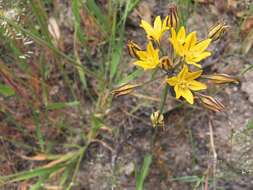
[117,68,143,86]
[86,0,109,33]
[46,101,80,110]
[88,115,104,141]
[246,117,253,130]
[0,84,15,97]
[72,0,88,90]
[72,0,85,42]
[29,173,50,190]
[136,154,152,190]
[1,163,66,184]
[241,28,253,55]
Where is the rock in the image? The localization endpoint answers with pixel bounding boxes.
[241,70,253,103]
[124,162,135,176]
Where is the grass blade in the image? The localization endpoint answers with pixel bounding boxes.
[136,154,152,190]
[72,0,88,89]
[1,163,66,184]
[85,0,109,34]
[117,68,143,86]
[0,83,15,97]
[46,101,80,110]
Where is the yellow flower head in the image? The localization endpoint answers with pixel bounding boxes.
[140,16,170,43]
[169,26,212,68]
[166,65,207,104]
[133,42,160,70]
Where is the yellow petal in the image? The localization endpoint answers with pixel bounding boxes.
[185,58,202,68]
[170,38,184,56]
[190,39,211,53]
[162,16,169,31]
[184,31,197,50]
[174,85,182,99]
[154,16,162,31]
[147,42,155,55]
[140,20,154,38]
[170,27,177,40]
[187,80,207,91]
[185,70,203,80]
[192,51,211,62]
[166,76,178,86]
[153,49,160,63]
[177,26,186,43]
[136,51,148,60]
[133,60,156,70]
[181,88,194,104]
[178,64,188,79]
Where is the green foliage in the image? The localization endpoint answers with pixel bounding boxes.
[0,84,15,97]
[0,0,144,188]
[135,154,152,190]
[246,117,253,130]
[46,101,80,110]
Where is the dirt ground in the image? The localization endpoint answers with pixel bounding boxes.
[0,0,253,190]
[76,1,253,190]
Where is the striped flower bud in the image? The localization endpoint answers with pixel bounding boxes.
[159,56,173,70]
[150,111,164,128]
[112,84,140,97]
[201,74,239,84]
[127,40,142,59]
[167,4,179,29]
[208,22,229,41]
[198,94,225,112]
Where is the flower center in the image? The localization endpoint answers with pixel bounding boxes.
[179,80,188,89]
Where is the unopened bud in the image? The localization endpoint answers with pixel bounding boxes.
[150,111,164,128]
[167,4,179,29]
[208,22,229,41]
[127,40,142,59]
[48,17,61,44]
[112,84,140,97]
[159,56,173,70]
[202,74,239,84]
[198,94,225,112]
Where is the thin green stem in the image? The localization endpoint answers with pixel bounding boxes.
[150,84,169,149]
[66,142,90,190]
[159,84,169,114]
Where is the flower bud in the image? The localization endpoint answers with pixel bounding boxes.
[150,111,164,128]
[198,94,225,112]
[159,56,173,70]
[208,22,229,41]
[202,74,239,84]
[167,4,179,29]
[112,84,140,97]
[127,40,142,59]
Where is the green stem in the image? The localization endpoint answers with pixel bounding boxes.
[151,84,169,149]
[66,142,90,190]
[159,84,169,114]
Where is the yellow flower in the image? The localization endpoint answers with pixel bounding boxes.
[169,26,212,68]
[133,42,160,70]
[166,65,207,104]
[140,16,170,43]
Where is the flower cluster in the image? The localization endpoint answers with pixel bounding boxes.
[115,4,238,126]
